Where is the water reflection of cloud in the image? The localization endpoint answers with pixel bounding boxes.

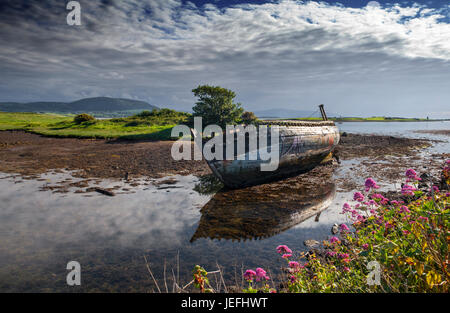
[0,174,210,257]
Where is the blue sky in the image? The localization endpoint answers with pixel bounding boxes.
[0,0,449,117]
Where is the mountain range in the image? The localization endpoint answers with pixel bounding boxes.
[0,97,158,114]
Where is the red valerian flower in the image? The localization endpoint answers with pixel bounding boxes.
[365,178,380,191]
[276,245,292,254]
[243,269,256,281]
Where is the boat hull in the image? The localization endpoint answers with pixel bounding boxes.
[195,121,340,188]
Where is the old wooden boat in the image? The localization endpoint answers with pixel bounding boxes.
[190,180,336,242]
[192,119,340,188]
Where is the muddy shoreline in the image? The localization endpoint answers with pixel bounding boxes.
[0,130,446,193]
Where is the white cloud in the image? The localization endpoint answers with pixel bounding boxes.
[0,0,449,117]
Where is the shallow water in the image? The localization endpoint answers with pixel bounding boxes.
[0,121,448,292]
[339,121,450,153]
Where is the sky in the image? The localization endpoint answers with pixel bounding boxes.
[0,0,449,118]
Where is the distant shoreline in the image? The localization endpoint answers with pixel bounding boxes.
[262,117,450,122]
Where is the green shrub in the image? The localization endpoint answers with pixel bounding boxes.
[190,85,244,128]
[73,113,95,124]
[241,111,258,125]
[136,110,157,118]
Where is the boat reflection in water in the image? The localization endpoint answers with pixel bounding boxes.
[190,175,336,242]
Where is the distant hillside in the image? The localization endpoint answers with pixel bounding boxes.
[254,108,337,118]
[0,97,158,114]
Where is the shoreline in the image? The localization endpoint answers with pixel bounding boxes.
[0,130,446,194]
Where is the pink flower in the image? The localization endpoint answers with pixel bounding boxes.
[371,193,388,205]
[431,186,439,193]
[405,169,421,181]
[327,251,337,257]
[243,269,256,281]
[290,275,296,283]
[402,230,410,235]
[353,192,365,202]
[362,244,369,250]
[401,184,416,196]
[255,268,269,281]
[342,203,352,213]
[329,236,340,244]
[276,245,292,254]
[282,253,292,259]
[340,224,350,231]
[289,261,300,268]
[343,267,350,272]
[399,206,410,213]
[338,253,349,259]
[365,178,380,191]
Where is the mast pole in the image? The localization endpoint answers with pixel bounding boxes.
[318,104,328,121]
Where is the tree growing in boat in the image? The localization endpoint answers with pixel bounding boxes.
[190,85,243,129]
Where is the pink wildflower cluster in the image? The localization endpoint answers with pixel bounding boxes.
[390,200,404,206]
[276,245,292,254]
[353,192,364,202]
[342,203,352,212]
[401,184,416,196]
[370,193,389,205]
[405,169,421,182]
[329,236,340,244]
[399,205,411,213]
[243,268,269,282]
[287,261,305,273]
[289,261,300,268]
[243,269,256,281]
[365,178,380,192]
[341,203,366,222]
[444,160,450,172]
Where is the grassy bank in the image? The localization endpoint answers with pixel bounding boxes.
[0,110,189,140]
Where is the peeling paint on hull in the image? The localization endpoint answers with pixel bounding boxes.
[195,121,340,189]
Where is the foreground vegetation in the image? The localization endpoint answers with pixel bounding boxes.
[0,110,189,140]
[192,164,449,293]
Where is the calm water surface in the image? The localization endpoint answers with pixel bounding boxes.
[0,121,448,292]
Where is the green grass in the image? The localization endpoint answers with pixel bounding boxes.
[0,110,189,140]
